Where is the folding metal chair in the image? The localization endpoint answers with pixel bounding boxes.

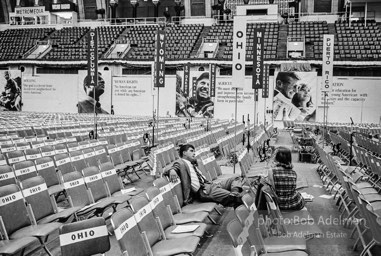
[13,160,38,182]
[0,184,62,256]
[20,176,80,224]
[145,186,207,239]
[35,156,64,196]
[153,177,210,225]
[69,150,88,173]
[129,196,201,255]
[59,217,110,256]
[0,165,17,187]
[0,237,39,256]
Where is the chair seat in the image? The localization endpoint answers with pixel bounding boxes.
[0,237,39,255]
[10,222,62,239]
[151,236,200,256]
[111,193,132,204]
[164,223,207,239]
[355,182,374,189]
[47,184,64,196]
[363,193,381,203]
[281,207,314,225]
[112,187,144,197]
[173,212,209,224]
[281,222,323,239]
[358,187,379,195]
[181,202,216,214]
[38,206,82,224]
[263,250,308,256]
[265,236,307,252]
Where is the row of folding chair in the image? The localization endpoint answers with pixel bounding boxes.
[353,145,381,186]
[106,140,149,183]
[315,144,381,256]
[149,143,180,177]
[217,129,244,158]
[0,160,147,255]
[355,133,381,156]
[186,131,219,149]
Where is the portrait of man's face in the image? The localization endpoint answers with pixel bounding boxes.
[277,77,299,99]
[4,72,10,80]
[85,74,105,100]
[196,77,210,100]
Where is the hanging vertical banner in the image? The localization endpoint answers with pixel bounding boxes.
[209,63,216,97]
[232,15,247,89]
[183,63,190,96]
[322,34,334,92]
[253,28,264,89]
[87,29,98,87]
[192,77,197,97]
[254,89,259,101]
[262,65,269,98]
[154,30,166,88]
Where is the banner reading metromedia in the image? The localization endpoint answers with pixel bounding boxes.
[322,34,334,92]
[87,29,98,88]
[232,16,247,89]
[154,30,166,88]
[253,28,264,89]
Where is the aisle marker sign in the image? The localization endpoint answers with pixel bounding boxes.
[232,16,247,89]
[322,34,334,92]
[210,63,216,97]
[154,30,166,88]
[183,63,190,96]
[87,29,98,87]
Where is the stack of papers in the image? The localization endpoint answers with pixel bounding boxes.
[301,192,314,202]
[171,225,199,234]
[121,187,136,194]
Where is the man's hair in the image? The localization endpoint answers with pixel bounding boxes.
[4,71,10,77]
[274,146,292,166]
[83,72,103,90]
[276,72,300,85]
[195,72,209,85]
[179,143,195,157]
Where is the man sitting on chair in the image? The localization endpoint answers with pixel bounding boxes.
[165,144,245,208]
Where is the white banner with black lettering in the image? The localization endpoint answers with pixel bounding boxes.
[232,16,247,90]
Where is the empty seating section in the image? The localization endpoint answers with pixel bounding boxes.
[98,26,126,56]
[335,20,381,61]
[43,27,90,60]
[287,21,329,59]
[0,28,54,60]
[126,24,203,60]
[0,20,380,62]
[205,22,279,60]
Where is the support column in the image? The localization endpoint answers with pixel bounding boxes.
[185,0,191,17]
[16,0,21,7]
[77,0,85,20]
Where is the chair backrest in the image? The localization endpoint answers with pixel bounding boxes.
[146,186,173,229]
[94,145,109,165]
[153,177,179,214]
[6,150,26,165]
[0,153,8,166]
[62,171,91,207]
[82,148,98,168]
[69,150,88,173]
[0,165,17,186]
[99,162,122,195]
[13,160,38,182]
[169,178,185,207]
[226,218,255,256]
[16,142,31,151]
[67,142,81,152]
[40,145,56,157]
[54,143,68,154]
[107,144,123,166]
[82,166,109,203]
[0,184,32,236]
[60,217,110,256]
[117,143,132,164]
[111,208,148,256]
[20,176,55,222]
[129,196,161,248]
[24,148,42,160]
[35,156,60,187]
[54,153,75,176]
